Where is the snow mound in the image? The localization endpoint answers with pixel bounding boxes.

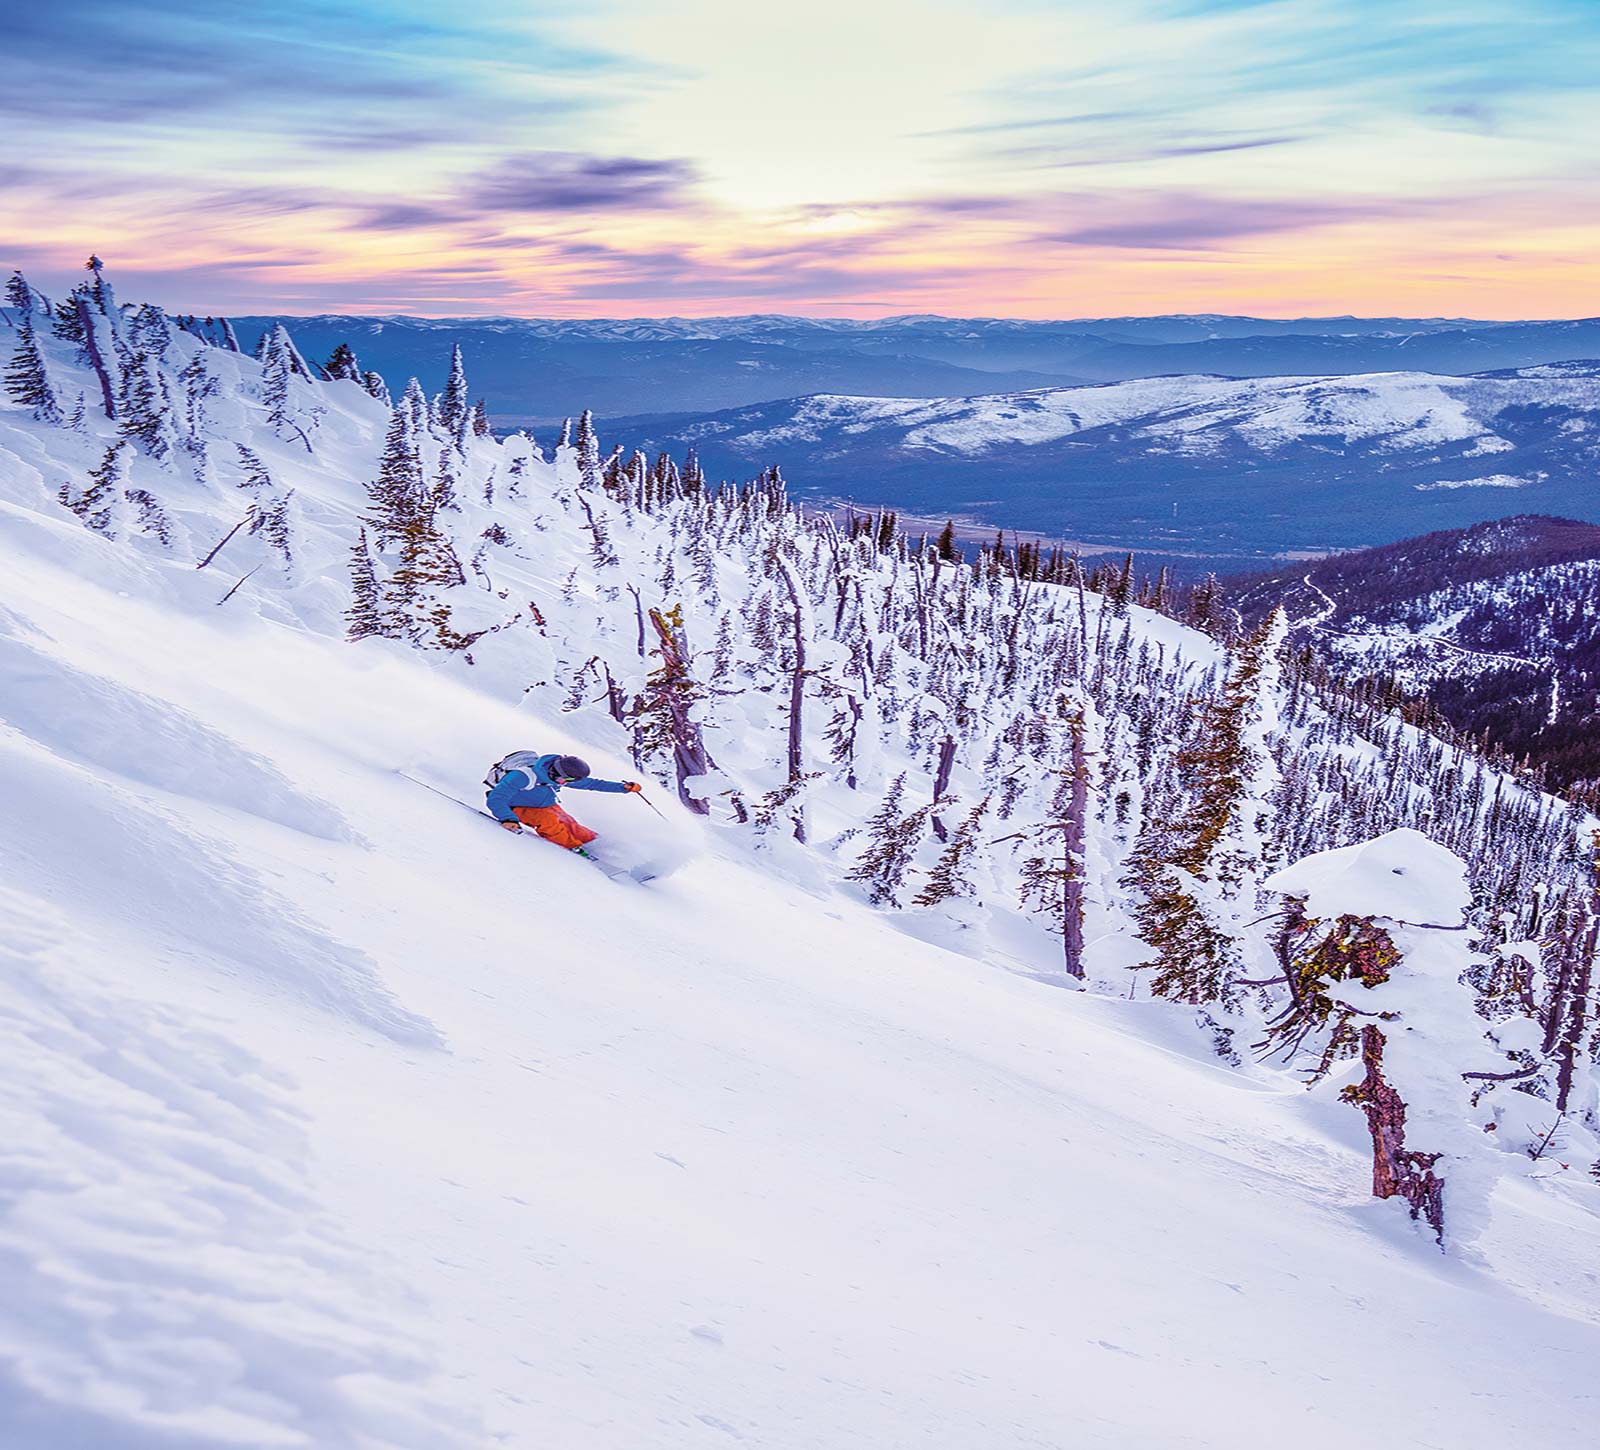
[1265,827,1470,926]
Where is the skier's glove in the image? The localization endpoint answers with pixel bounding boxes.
[623,781,643,793]
[499,819,523,832]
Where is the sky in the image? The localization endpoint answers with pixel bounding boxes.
[5,0,1600,319]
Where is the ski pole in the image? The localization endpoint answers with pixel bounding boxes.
[633,788,670,821]
[399,770,501,824]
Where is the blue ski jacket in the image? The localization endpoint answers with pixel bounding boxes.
[485,753,631,822]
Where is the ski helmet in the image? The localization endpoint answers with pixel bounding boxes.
[551,754,591,782]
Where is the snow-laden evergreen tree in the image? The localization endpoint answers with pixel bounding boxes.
[51,285,88,344]
[345,528,386,640]
[6,269,35,317]
[117,351,180,462]
[61,441,133,537]
[1016,694,1101,978]
[253,322,313,380]
[632,605,714,813]
[436,343,471,449]
[383,503,468,649]
[5,314,62,424]
[1126,608,1288,1016]
[364,396,428,550]
[128,303,173,358]
[260,325,322,451]
[848,774,945,908]
[325,342,363,382]
[573,409,603,492]
[915,794,993,910]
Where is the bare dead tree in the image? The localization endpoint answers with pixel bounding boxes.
[194,513,253,570]
[627,583,646,657]
[215,563,263,606]
[775,552,811,842]
[646,606,713,816]
[602,661,626,724]
[930,734,956,843]
[76,296,117,420]
[1553,918,1596,1113]
[1059,707,1092,978]
[1348,1022,1445,1242]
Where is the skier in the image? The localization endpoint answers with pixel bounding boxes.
[485,752,641,852]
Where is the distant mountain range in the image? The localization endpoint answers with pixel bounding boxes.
[1228,515,1600,798]
[602,363,1600,562]
[230,312,1600,424]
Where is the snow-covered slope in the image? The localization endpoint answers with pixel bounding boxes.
[1231,515,1600,799]
[4,281,1599,1448]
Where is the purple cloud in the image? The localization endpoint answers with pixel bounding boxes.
[463,153,698,214]
[1045,196,1395,250]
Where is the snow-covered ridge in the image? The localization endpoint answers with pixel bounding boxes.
[3,273,1599,1448]
[677,365,1600,460]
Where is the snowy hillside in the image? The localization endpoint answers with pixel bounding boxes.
[1231,516,1600,802]
[610,362,1600,559]
[669,365,1600,458]
[4,269,1600,1448]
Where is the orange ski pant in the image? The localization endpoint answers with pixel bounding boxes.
[513,803,597,850]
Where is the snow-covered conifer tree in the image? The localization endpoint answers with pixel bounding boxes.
[346,528,387,640]
[849,774,943,908]
[364,399,427,549]
[117,351,180,461]
[325,342,363,382]
[5,269,34,317]
[1126,608,1287,1013]
[437,343,471,448]
[915,794,993,910]
[573,409,602,491]
[384,507,467,648]
[128,303,173,358]
[633,605,714,813]
[61,441,134,537]
[4,314,62,424]
[51,286,88,344]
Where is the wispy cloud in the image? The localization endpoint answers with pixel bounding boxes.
[464,154,700,214]
[1042,195,1420,251]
